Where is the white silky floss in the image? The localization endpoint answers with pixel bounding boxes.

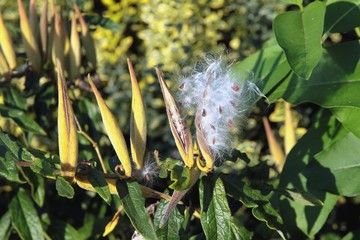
[177,56,265,161]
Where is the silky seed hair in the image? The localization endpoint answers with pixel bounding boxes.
[177,55,265,160]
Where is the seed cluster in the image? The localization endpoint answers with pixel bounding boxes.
[177,56,264,160]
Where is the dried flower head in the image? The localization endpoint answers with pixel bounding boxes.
[177,55,265,161]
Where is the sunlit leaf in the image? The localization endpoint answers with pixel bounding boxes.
[274,1,326,79]
[56,176,75,199]
[116,181,158,239]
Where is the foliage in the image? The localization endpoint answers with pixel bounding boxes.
[0,0,360,239]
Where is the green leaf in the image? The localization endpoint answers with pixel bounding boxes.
[87,169,111,205]
[199,175,232,240]
[0,105,46,135]
[342,229,360,240]
[169,164,191,191]
[279,111,342,238]
[9,188,45,240]
[281,0,303,9]
[0,130,33,162]
[1,86,27,111]
[304,132,360,196]
[0,145,23,183]
[154,200,184,240]
[267,40,360,108]
[0,211,12,240]
[231,42,291,96]
[56,176,75,199]
[30,157,57,177]
[273,1,326,79]
[116,181,157,239]
[324,0,360,33]
[331,107,360,139]
[22,168,45,207]
[45,216,84,240]
[276,188,323,206]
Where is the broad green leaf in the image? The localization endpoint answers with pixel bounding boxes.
[231,42,291,97]
[9,188,44,240]
[154,200,184,240]
[199,176,231,240]
[276,188,323,206]
[56,176,75,199]
[87,169,111,205]
[116,181,157,239]
[0,105,46,135]
[304,132,360,196]
[267,40,360,108]
[324,0,360,33]
[0,211,12,240]
[279,111,343,238]
[273,1,326,79]
[331,107,360,138]
[22,168,45,207]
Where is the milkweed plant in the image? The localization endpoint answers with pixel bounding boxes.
[1,0,360,239]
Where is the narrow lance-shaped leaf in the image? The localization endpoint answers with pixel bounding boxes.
[87,75,132,177]
[69,14,81,80]
[39,0,48,59]
[0,48,10,79]
[128,59,146,169]
[74,3,97,70]
[18,0,41,72]
[0,13,16,70]
[155,67,194,168]
[57,60,78,183]
[9,188,45,240]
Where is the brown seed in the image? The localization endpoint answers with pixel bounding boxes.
[212,137,216,145]
[210,124,216,130]
[202,109,206,117]
[231,84,240,92]
[179,82,185,90]
[228,119,234,128]
[218,106,222,114]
